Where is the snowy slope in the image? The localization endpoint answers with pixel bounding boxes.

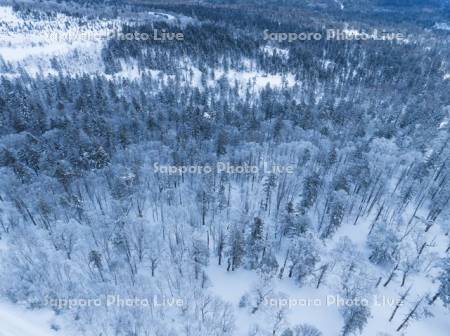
[0,302,63,336]
[0,5,120,77]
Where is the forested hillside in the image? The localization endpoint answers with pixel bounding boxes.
[0,1,449,335]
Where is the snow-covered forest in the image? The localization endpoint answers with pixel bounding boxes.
[0,0,449,335]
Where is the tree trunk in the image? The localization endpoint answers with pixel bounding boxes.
[383,264,399,287]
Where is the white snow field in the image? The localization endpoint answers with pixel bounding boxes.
[0,302,63,336]
[0,5,122,77]
[208,256,450,336]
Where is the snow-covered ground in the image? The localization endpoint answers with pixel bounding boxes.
[205,180,450,336]
[0,238,71,336]
[207,228,450,336]
[433,22,450,31]
[0,301,65,336]
[0,5,120,77]
[208,264,343,336]
[262,45,289,58]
